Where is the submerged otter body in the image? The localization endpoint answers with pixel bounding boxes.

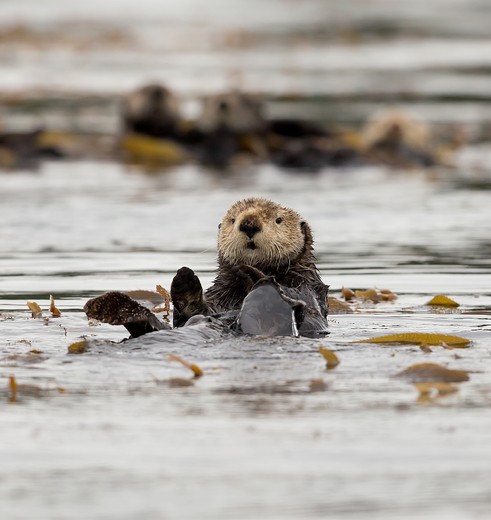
[171,198,329,336]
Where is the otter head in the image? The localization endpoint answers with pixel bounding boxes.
[198,91,266,134]
[217,197,312,268]
[122,84,179,130]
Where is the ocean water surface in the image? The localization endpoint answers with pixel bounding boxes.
[1,1,491,519]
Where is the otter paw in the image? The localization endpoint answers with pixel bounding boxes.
[231,264,267,293]
[171,267,210,327]
[84,291,167,338]
[171,267,202,305]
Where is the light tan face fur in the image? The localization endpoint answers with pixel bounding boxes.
[218,198,306,268]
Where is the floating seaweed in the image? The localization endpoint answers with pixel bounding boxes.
[26,301,43,318]
[50,294,61,317]
[155,284,172,318]
[327,297,353,314]
[355,333,471,348]
[319,346,340,370]
[67,340,89,354]
[120,134,186,169]
[426,294,460,307]
[168,353,203,378]
[341,287,397,303]
[9,375,17,402]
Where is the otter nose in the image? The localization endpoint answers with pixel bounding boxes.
[239,219,260,239]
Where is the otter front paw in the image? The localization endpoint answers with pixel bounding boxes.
[171,266,211,327]
[231,264,268,293]
[84,291,167,338]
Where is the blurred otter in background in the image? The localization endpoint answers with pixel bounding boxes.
[120,85,267,168]
[266,118,360,171]
[362,109,438,168]
[119,83,360,170]
[0,127,62,170]
[196,90,268,168]
[199,91,266,135]
[196,90,359,170]
[121,84,181,139]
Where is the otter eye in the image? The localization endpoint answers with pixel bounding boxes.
[231,218,236,224]
[275,217,283,224]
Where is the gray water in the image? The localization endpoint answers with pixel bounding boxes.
[1,1,491,519]
[2,163,491,520]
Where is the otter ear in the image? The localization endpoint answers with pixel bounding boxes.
[300,220,312,243]
[218,223,221,229]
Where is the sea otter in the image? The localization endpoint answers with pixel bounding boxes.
[121,84,181,139]
[362,109,437,167]
[171,197,329,336]
[84,271,316,338]
[84,198,329,338]
[196,90,268,168]
[196,90,360,170]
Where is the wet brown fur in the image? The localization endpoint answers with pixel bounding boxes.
[205,197,328,316]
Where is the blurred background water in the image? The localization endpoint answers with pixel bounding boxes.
[1,1,491,519]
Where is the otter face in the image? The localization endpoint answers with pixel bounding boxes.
[217,198,307,268]
[123,84,179,124]
[198,91,265,133]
